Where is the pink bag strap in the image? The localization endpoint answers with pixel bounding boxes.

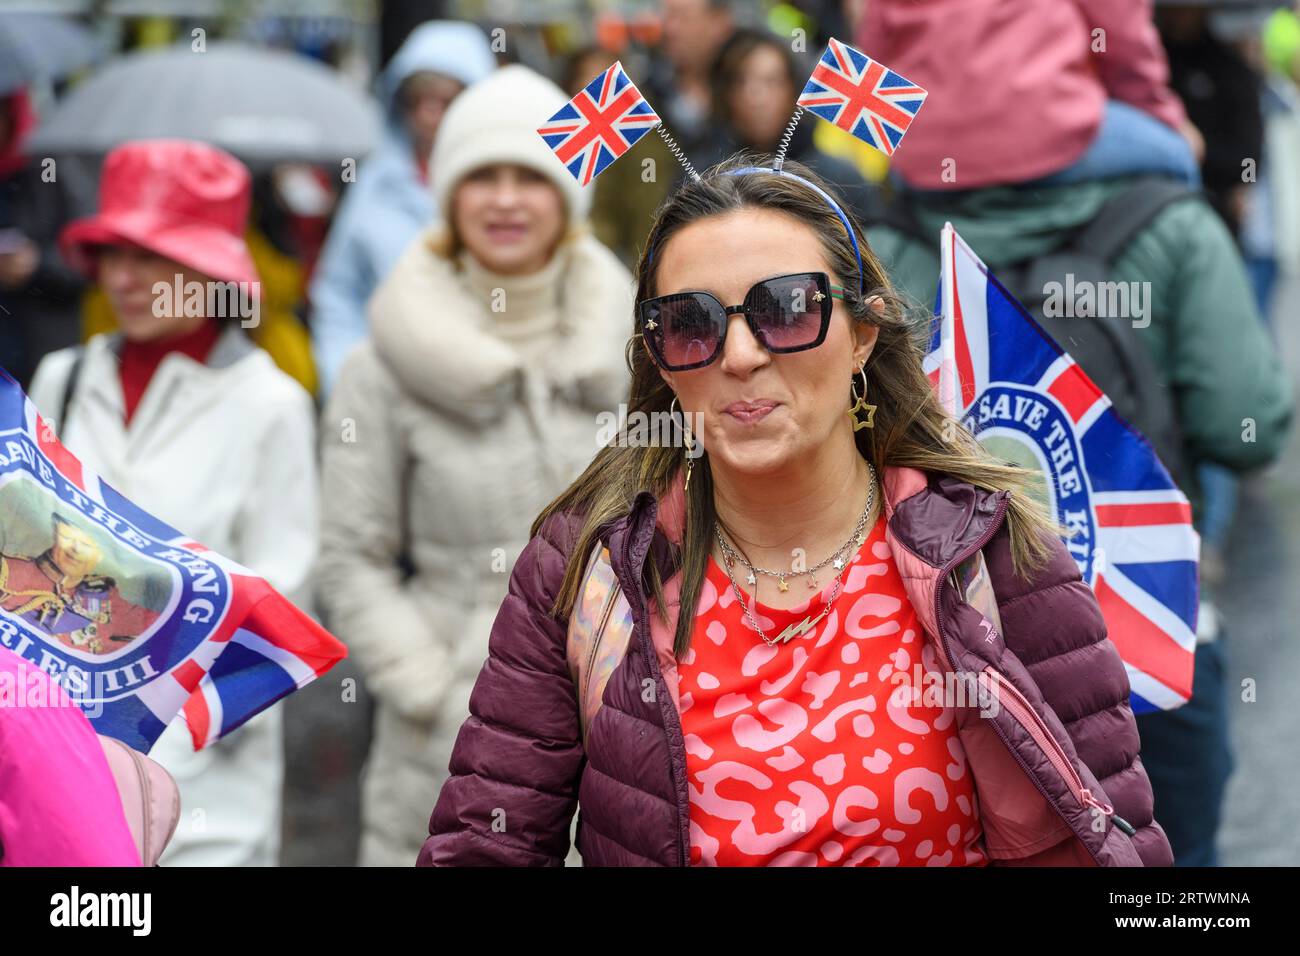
[950,548,1004,636]
[566,545,636,748]
[96,735,181,866]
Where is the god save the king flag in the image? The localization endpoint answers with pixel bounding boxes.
[926,224,1199,713]
[0,369,346,752]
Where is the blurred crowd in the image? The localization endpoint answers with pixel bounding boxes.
[0,0,1296,867]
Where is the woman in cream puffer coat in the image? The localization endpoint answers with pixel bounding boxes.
[315,64,633,866]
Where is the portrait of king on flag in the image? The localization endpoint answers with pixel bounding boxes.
[926,224,1200,714]
[0,508,164,657]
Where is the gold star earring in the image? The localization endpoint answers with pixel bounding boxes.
[847,364,876,431]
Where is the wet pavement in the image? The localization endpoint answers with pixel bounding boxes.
[1218,274,1300,866]
[281,654,369,866]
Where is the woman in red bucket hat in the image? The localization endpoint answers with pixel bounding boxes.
[28,138,319,867]
[59,138,261,290]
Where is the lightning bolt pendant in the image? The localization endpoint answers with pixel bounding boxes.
[772,615,816,644]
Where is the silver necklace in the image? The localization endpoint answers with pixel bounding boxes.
[716,462,877,592]
[714,464,877,646]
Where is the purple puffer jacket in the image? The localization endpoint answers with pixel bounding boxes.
[418,465,1173,866]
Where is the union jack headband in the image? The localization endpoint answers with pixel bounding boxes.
[537,39,926,185]
[537,60,702,186]
[540,42,926,294]
[639,162,866,295]
[694,39,927,292]
[792,37,927,162]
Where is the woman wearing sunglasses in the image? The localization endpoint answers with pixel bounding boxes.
[417,152,1172,867]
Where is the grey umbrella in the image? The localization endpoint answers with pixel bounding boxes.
[28,41,381,166]
[0,13,105,94]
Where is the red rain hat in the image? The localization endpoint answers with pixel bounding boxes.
[59,139,259,287]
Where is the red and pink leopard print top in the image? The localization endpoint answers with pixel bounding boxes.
[679,511,989,866]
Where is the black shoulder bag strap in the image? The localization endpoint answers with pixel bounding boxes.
[1070,177,1195,264]
[59,345,85,433]
[1066,177,1198,488]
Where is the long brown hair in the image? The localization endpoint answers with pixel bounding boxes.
[531,150,1059,658]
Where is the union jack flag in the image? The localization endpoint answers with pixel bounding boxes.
[926,225,1199,713]
[537,61,661,186]
[797,38,927,156]
[0,369,346,753]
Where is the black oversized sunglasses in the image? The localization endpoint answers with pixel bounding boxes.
[638,271,847,372]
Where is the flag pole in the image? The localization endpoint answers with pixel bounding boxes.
[937,221,960,418]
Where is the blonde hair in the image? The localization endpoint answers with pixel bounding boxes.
[531,151,1061,658]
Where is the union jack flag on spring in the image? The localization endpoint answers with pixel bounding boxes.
[926,224,1199,713]
[0,369,346,753]
[797,38,927,157]
[537,60,661,186]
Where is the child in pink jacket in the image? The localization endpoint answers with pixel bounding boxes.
[858,0,1200,190]
[0,645,142,866]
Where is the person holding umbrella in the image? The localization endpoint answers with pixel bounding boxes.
[24,37,387,400]
[27,139,319,867]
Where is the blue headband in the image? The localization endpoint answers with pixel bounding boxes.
[645,165,866,295]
